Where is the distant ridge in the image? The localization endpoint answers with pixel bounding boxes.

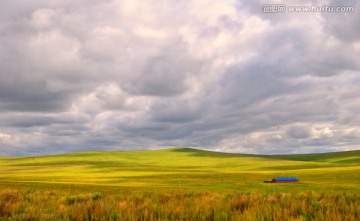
[170,147,360,156]
[1,146,359,160]
[53,147,360,164]
[261,149,360,164]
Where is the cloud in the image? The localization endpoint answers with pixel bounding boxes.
[0,0,359,155]
[0,133,13,143]
[322,0,360,42]
[128,51,194,96]
[287,124,313,139]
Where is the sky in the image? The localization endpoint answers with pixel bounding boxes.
[0,0,359,156]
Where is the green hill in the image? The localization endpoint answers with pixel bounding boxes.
[0,148,359,193]
[262,150,360,164]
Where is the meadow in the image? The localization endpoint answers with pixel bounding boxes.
[0,148,359,220]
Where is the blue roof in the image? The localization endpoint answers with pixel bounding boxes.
[274,177,298,181]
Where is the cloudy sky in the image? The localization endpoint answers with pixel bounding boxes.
[0,0,359,156]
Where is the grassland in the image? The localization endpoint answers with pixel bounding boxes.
[1,148,359,193]
[0,147,359,220]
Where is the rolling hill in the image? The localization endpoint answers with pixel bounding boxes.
[0,148,359,193]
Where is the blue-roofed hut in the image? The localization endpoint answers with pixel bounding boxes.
[271,177,298,183]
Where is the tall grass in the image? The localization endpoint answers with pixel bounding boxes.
[1,188,359,220]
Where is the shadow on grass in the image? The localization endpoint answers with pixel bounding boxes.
[169,147,254,158]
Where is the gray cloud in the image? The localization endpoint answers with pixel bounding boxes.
[287,124,313,139]
[130,54,191,96]
[0,0,359,155]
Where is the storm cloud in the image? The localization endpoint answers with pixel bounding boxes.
[0,0,359,155]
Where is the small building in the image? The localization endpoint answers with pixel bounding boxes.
[271,177,298,183]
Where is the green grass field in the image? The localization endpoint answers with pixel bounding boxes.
[1,148,359,220]
[1,147,359,193]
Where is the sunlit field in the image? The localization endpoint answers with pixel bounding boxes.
[1,148,359,220]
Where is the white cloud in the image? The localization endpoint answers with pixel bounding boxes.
[30,8,58,29]
[73,82,150,116]
[0,133,12,142]
[313,127,334,139]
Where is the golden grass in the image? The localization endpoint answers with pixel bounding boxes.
[1,188,359,220]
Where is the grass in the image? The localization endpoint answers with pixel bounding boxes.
[1,147,359,193]
[0,147,359,220]
[1,188,359,220]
